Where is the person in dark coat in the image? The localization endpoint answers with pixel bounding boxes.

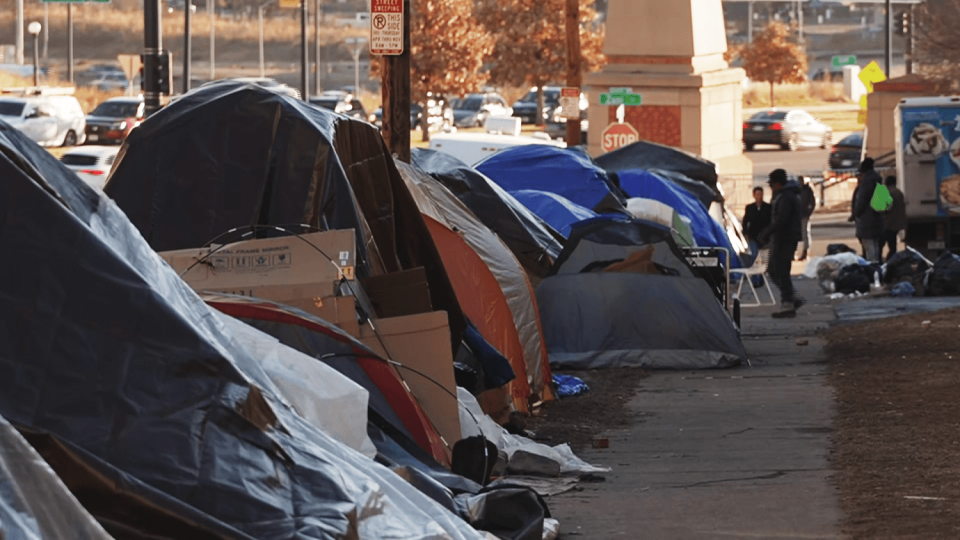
[742,186,772,264]
[883,175,906,261]
[759,169,804,318]
[854,158,885,262]
[797,177,817,261]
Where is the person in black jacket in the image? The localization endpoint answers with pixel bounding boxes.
[797,177,817,261]
[742,186,772,264]
[759,169,804,318]
[853,158,885,262]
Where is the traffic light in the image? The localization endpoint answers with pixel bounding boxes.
[901,11,910,36]
[157,51,172,95]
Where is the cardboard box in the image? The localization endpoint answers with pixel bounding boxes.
[360,311,460,453]
[362,267,433,318]
[282,295,357,330]
[160,230,356,298]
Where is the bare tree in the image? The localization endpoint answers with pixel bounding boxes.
[914,0,960,88]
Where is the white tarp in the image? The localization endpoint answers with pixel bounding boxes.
[457,388,608,475]
[219,314,378,457]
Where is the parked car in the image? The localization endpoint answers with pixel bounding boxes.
[452,93,512,128]
[512,86,561,124]
[742,109,832,151]
[370,94,454,131]
[828,131,864,170]
[59,145,120,190]
[85,96,144,144]
[308,91,367,120]
[90,72,140,93]
[0,92,86,147]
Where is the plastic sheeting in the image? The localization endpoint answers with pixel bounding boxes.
[218,314,378,457]
[625,198,695,248]
[397,161,553,410]
[616,169,740,268]
[552,375,589,398]
[0,119,486,540]
[104,80,465,351]
[537,219,746,370]
[509,190,597,238]
[457,390,606,476]
[410,149,563,279]
[475,145,627,215]
[0,415,114,540]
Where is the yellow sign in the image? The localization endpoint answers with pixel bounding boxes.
[279,0,300,8]
[859,95,868,110]
[857,110,867,125]
[858,61,887,94]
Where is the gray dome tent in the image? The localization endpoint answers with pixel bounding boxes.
[536,217,747,370]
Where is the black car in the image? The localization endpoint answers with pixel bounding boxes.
[511,86,560,125]
[828,131,864,171]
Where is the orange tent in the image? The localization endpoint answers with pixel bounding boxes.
[397,161,553,413]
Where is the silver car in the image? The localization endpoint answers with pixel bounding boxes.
[0,93,87,147]
[742,109,832,152]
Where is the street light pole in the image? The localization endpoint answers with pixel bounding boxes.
[259,4,265,78]
[314,0,321,93]
[885,0,892,77]
[67,4,73,83]
[300,0,308,99]
[28,22,41,87]
[208,0,215,80]
[345,38,364,95]
[15,0,23,65]
[184,0,192,92]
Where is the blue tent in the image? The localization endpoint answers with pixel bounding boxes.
[476,145,625,214]
[510,189,597,237]
[617,169,741,267]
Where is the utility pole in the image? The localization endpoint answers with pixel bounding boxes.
[259,4,266,78]
[314,0,321,93]
[15,0,23,65]
[184,0,192,92]
[747,0,753,43]
[143,0,162,115]
[301,0,308,99]
[884,0,892,77]
[797,0,803,44]
[564,0,581,146]
[380,0,411,162]
[67,4,73,83]
[906,5,914,75]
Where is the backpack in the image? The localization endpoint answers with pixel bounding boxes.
[871,183,893,212]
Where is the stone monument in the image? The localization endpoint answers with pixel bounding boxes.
[586,0,751,175]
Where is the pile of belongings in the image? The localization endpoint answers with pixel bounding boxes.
[806,244,960,298]
[0,80,751,539]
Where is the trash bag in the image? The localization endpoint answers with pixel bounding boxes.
[883,247,931,284]
[927,251,960,296]
[816,253,867,292]
[827,243,857,255]
[552,374,589,398]
[890,281,916,297]
[834,263,880,295]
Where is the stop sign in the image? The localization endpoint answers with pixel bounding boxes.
[601,122,639,153]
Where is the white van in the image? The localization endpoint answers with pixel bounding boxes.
[0,92,87,147]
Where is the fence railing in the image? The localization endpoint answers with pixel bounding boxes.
[718,167,896,211]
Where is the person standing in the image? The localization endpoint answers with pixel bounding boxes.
[742,186,772,265]
[883,175,906,261]
[759,169,804,318]
[854,158,885,262]
[797,176,816,261]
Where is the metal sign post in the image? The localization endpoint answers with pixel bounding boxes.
[374,0,409,162]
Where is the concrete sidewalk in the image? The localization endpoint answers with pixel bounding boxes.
[549,278,842,539]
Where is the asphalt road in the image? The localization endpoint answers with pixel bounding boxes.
[745,145,832,177]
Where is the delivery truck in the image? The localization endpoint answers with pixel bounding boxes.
[895,96,960,255]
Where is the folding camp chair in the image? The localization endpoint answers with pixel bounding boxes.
[731,249,776,307]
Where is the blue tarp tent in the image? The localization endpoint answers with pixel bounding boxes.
[476,146,626,214]
[510,190,597,237]
[617,169,741,268]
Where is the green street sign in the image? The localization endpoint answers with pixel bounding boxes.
[600,91,642,106]
[832,55,857,68]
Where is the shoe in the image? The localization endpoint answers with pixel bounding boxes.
[772,309,797,319]
[793,297,806,309]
